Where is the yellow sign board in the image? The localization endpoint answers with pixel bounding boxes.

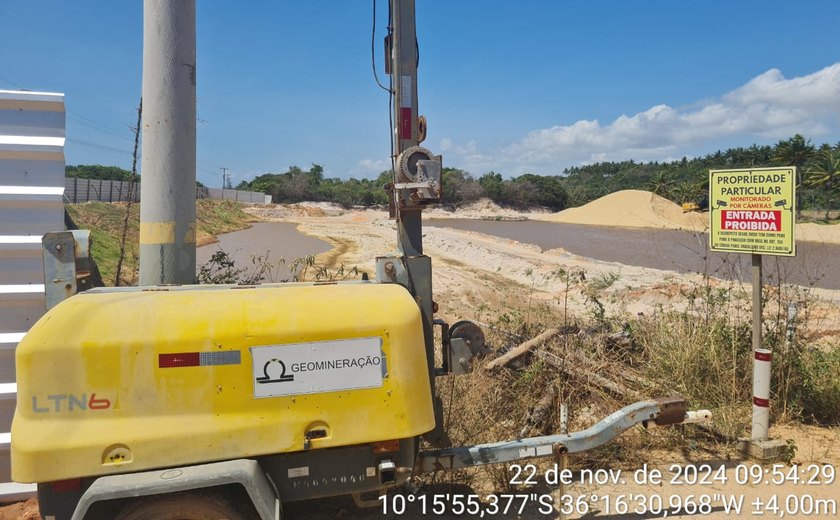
[709,167,796,256]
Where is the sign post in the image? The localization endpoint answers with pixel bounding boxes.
[709,167,796,444]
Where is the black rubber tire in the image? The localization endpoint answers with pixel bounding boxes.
[114,492,248,520]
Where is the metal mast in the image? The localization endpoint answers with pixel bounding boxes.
[139,0,197,285]
[390,0,423,256]
[385,0,447,444]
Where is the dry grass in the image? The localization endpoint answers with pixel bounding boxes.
[422,272,840,491]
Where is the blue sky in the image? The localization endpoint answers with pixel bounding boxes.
[2,1,839,187]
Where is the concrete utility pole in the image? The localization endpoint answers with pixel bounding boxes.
[139,0,197,285]
[220,167,229,189]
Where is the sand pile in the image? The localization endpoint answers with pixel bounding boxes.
[540,190,707,231]
[538,190,840,244]
[426,197,534,220]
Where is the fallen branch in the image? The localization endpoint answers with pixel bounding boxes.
[537,348,644,401]
[484,328,559,370]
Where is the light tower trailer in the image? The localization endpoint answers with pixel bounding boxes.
[11,1,709,518]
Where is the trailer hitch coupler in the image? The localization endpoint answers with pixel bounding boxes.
[653,397,689,426]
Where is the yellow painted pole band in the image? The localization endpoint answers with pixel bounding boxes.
[0,99,65,112]
[140,222,196,244]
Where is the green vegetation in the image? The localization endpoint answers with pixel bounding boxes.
[196,249,360,285]
[72,134,840,216]
[66,200,256,286]
[632,281,840,432]
[236,165,389,207]
[236,164,570,211]
[66,164,137,181]
[563,136,840,217]
[231,135,840,216]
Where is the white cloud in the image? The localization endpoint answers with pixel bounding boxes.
[350,158,390,177]
[445,63,840,175]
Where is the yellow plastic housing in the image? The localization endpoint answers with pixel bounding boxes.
[12,283,435,483]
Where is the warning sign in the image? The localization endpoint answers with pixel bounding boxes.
[709,167,796,256]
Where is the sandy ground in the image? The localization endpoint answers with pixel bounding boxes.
[535,189,840,245]
[246,194,840,337]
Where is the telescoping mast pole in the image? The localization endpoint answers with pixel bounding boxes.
[382,0,448,444]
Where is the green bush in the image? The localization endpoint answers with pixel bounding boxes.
[797,347,840,424]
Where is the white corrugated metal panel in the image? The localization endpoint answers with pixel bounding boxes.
[0,90,64,497]
[206,187,266,203]
[64,177,140,203]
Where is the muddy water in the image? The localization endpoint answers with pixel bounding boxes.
[425,219,840,290]
[197,222,331,281]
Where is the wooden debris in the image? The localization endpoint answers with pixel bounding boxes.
[537,348,644,401]
[519,385,557,438]
[484,328,560,370]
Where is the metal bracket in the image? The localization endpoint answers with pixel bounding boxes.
[449,337,472,375]
[375,256,410,287]
[42,230,93,310]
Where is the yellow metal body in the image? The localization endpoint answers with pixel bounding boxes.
[12,283,435,483]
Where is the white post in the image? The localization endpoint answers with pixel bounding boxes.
[749,253,770,441]
[751,349,772,440]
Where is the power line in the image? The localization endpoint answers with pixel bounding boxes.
[370,0,392,93]
[66,138,133,157]
[1,74,136,143]
[67,112,135,142]
[0,76,26,90]
[4,73,220,177]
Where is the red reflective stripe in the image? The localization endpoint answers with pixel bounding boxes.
[159,352,200,368]
[755,351,772,362]
[753,397,770,407]
[400,108,412,139]
[51,479,82,492]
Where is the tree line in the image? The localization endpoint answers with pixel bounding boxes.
[233,165,569,210]
[66,134,839,216]
[564,135,839,218]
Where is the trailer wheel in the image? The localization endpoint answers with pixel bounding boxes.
[114,492,251,520]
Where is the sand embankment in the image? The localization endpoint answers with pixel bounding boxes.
[536,189,840,244]
[536,190,707,231]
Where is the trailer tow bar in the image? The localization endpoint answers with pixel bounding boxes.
[417,397,711,473]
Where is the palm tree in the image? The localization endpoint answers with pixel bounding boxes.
[805,148,840,220]
[773,134,816,218]
[747,144,772,166]
[671,181,697,205]
[647,172,674,198]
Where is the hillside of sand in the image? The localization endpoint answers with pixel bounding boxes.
[537,189,840,244]
[537,189,708,231]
